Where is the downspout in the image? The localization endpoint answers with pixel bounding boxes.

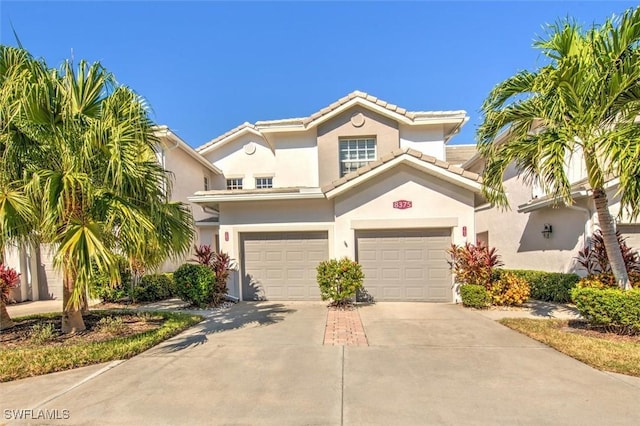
[566,203,592,249]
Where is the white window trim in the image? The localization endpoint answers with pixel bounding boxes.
[339,137,377,177]
[226,178,243,190]
[255,176,274,189]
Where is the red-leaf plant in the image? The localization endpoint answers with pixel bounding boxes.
[1,263,20,305]
[576,230,640,275]
[447,241,503,289]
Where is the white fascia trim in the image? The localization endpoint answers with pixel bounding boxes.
[155,128,222,174]
[351,217,459,230]
[188,190,326,204]
[194,222,220,228]
[325,155,482,199]
[517,190,590,213]
[198,127,266,155]
[309,98,413,128]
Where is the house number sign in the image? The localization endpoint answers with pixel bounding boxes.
[392,200,413,209]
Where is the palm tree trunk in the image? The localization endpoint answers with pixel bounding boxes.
[593,188,631,290]
[0,302,15,330]
[61,267,86,333]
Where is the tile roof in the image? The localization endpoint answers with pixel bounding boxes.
[196,122,257,153]
[196,90,467,152]
[445,145,478,166]
[321,148,482,193]
[298,90,465,126]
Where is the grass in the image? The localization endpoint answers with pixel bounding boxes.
[0,310,203,382]
[500,318,640,377]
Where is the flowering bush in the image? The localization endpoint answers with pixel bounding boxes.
[316,258,364,306]
[489,272,530,306]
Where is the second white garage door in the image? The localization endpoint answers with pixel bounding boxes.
[356,228,452,302]
[241,231,329,301]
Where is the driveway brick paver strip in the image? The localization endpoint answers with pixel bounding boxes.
[323,307,368,346]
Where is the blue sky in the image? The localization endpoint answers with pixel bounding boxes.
[1,1,637,147]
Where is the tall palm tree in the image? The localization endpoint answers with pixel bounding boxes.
[0,46,193,332]
[477,8,640,290]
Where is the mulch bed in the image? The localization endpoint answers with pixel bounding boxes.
[563,319,640,343]
[1,312,164,349]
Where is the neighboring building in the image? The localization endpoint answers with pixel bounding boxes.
[189,91,483,302]
[466,129,640,274]
[153,126,222,271]
[4,128,220,302]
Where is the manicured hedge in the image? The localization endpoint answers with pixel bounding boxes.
[571,287,640,334]
[174,264,215,308]
[497,269,580,303]
[132,274,175,302]
[459,284,491,308]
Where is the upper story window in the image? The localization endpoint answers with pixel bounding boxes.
[226,178,243,190]
[204,176,210,191]
[256,177,273,189]
[339,137,376,177]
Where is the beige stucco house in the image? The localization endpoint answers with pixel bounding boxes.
[467,129,640,274]
[8,90,638,303]
[189,91,483,302]
[5,128,218,302]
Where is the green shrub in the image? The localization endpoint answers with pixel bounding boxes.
[498,269,580,303]
[131,274,174,302]
[173,264,215,308]
[316,258,364,305]
[577,272,640,290]
[459,284,491,308]
[571,287,640,334]
[90,255,132,303]
[490,271,530,306]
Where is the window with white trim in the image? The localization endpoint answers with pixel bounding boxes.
[226,178,243,190]
[339,137,376,177]
[255,177,273,189]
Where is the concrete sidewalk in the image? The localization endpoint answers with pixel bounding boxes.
[1,302,639,425]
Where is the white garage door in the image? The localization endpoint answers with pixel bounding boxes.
[241,231,329,301]
[618,225,640,254]
[356,228,452,302]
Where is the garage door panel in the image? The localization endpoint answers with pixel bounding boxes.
[382,250,400,261]
[356,229,452,302]
[405,268,425,280]
[242,232,329,301]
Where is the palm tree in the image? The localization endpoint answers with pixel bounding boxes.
[477,8,640,290]
[0,46,194,332]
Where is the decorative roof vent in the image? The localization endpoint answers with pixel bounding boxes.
[350,112,365,128]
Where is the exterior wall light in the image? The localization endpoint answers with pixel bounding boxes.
[542,224,553,239]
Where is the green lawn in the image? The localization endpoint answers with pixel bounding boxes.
[0,310,203,382]
[500,318,640,377]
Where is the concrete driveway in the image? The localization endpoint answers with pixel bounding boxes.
[2,302,640,425]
